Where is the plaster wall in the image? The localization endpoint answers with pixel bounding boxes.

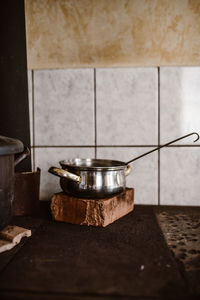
[25,0,200,69]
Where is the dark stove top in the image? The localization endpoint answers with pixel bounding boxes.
[0,204,199,299]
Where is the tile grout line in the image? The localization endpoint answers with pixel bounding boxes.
[158,67,160,206]
[94,68,97,158]
[31,70,35,172]
[30,144,200,148]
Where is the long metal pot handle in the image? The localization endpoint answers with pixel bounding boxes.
[126,132,199,165]
[48,167,81,184]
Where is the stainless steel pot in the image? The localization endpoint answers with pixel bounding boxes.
[49,132,199,199]
[49,158,131,198]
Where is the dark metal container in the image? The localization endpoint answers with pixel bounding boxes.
[0,136,29,229]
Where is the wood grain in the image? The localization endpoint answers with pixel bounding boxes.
[51,188,134,227]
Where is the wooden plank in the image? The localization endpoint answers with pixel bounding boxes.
[0,217,44,273]
[0,207,186,298]
[0,226,32,254]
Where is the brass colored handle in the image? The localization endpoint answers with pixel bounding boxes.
[124,165,131,176]
[48,167,81,184]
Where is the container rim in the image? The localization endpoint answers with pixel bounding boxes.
[59,158,127,171]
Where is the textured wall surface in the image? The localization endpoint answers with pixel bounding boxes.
[25,0,200,69]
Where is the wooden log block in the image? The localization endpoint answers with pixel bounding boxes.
[0,225,31,253]
[51,188,134,227]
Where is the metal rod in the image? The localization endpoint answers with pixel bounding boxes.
[125,132,199,165]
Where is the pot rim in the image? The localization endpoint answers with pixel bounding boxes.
[59,158,127,171]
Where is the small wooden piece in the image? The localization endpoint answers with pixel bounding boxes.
[51,188,134,227]
[0,225,31,253]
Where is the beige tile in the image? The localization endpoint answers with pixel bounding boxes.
[160,67,200,145]
[34,69,94,146]
[35,147,95,200]
[96,68,158,145]
[160,148,200,206]
[97,147,158,205]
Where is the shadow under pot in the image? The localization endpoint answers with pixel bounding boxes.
[0,136,30,229]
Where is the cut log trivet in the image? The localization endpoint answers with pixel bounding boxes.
[51,188,134,227]
[0,225,31,253]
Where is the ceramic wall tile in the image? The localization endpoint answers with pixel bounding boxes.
[97,147,158,205]
[27,70,33,147]
[160,67,200,145]
[96,68,158,145]
[35,147,95,200]
[160,148,200,206]
[34,69,94,146]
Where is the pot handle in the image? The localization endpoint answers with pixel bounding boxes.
[48,167,81,184]
[124,165,131,176]
[14,147,30,167]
